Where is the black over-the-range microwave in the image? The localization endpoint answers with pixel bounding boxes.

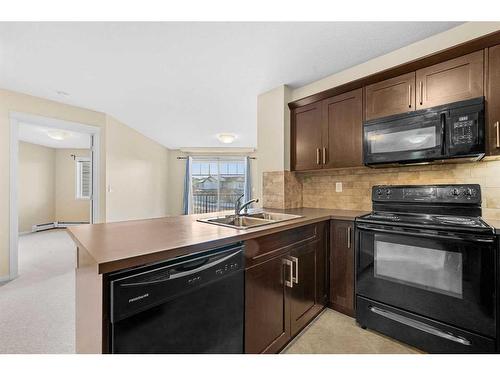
[363,97,485,167]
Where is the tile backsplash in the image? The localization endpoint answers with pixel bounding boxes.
[262,158,500,219]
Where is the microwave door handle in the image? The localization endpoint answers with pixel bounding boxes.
[356,224,495,243]
[440,113,447,156]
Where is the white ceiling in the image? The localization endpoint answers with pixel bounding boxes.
[0,22,462,148]
[18,122,91,149]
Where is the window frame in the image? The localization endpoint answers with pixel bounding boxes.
[189,156,247,214]
[75,156,92,200]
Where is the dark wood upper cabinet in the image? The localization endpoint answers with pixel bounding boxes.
[364,72,416,121]
[245,253,291,354]
[291,102,323,171]
[416,50,484,109]
[323,88,363,168]
[486,44,500,155]
[329,220,355,317]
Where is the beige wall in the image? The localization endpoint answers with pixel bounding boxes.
[18,142,56,233]
[105,115,169,222]
[255,85,292,204]
[18,143,91,232]
[55,148,91,223]
[0,88,107,279]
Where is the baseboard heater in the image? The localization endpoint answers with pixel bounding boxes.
[31,221,90,232]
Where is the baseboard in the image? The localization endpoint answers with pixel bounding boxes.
[30,221,90,233]
[0,274,11,284]
[31,222,56,232]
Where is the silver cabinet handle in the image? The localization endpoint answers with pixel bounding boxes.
[289,256,299,285]
[322,147,326,165]
[347,227,352,249]
[283,258,293,288]
[495,121,500,148]
[316,148,320,165]
[419,81,423,105]
[408,84,412,108]
[369,306,471,346]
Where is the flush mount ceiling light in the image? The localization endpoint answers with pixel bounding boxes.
[216,133,237,144]
[46,129,69,141]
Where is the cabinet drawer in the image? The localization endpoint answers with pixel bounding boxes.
[245,223,320,268]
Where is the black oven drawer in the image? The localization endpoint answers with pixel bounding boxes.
[356,296,496,353]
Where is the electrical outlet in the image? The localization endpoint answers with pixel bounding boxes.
[335,182,342,192]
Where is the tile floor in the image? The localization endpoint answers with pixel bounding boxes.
[283,309,421,354]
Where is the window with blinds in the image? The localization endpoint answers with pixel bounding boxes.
[76,157,92,200]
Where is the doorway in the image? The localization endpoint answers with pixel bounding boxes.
[9,112,101,280]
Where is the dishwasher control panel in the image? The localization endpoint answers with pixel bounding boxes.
[109,243,244,323]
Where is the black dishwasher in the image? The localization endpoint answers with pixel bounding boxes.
[108,243,244,354]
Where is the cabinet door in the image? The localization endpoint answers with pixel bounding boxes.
[487,45,500,155]
[323,88,363,168]
[416,50,484,109]
[245,254,291,354]
[329,220,355,317]
[365,72,415,120]
[291,101,324,171]
[289,241,323,336]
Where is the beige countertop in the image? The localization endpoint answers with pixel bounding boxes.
[68,208,367,274]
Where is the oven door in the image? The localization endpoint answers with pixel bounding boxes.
[356,223,496,337]
[363,111,445,165]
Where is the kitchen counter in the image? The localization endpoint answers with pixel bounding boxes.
[68,207,367,274]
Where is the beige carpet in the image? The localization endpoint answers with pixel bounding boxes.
[283,309,421,354]
[0,229,75,354]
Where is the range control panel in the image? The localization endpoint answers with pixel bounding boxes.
[372,184,481,204]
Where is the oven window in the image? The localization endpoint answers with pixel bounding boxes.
[374,240,463,298]
[368,126,437,154]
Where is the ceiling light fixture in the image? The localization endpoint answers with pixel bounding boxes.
[216,133,237,144]
[47,129,69,141]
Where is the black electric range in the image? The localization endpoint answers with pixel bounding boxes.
[355,184,498,353]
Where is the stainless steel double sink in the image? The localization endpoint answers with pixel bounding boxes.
[197,211,303,229]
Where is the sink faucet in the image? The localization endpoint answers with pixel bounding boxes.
[235,194,259,216]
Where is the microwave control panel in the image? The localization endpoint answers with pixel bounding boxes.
[450,114,478,145]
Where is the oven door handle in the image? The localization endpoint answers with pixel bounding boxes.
[356,224,495,243]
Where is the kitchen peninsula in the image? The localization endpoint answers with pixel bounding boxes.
[69,208,366,354]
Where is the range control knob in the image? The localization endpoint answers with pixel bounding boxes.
[464,188,473,197]
[451,188,460,197]
[376,189,383,196]
[385,189,391,196]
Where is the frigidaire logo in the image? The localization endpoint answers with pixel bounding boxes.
[128,293,149,303]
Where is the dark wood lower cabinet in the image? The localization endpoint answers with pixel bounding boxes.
[329,220,355,317]
[290,241,325,336]
[244,222,327,354]
[245,254,291,354]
